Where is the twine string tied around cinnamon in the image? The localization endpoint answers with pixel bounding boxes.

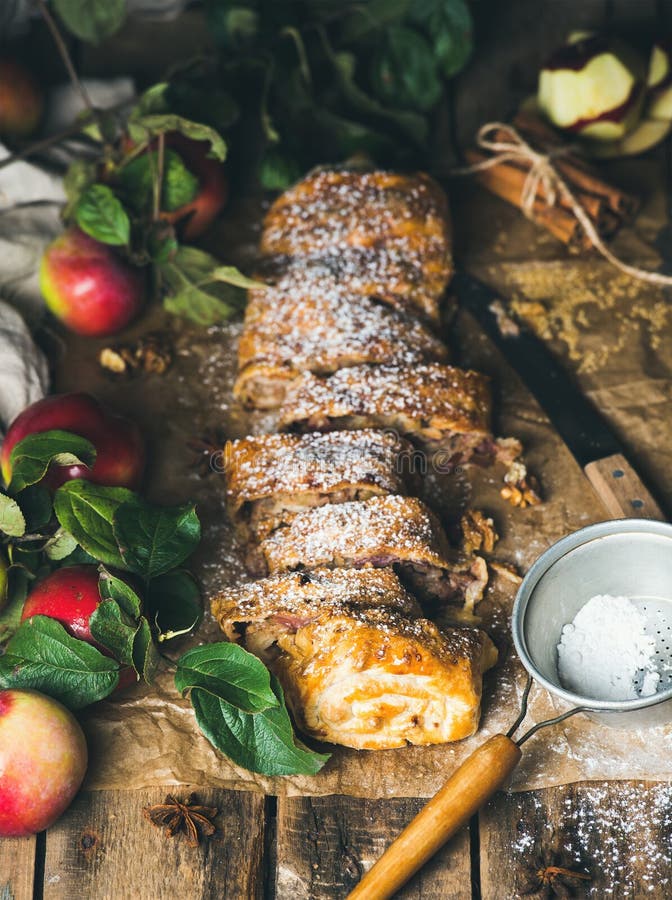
[455,121,672,288]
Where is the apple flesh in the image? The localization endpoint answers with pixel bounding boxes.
[1,392,145,490]
[21,566,137,691]
[40,228,145,338]
[646,43,672,121]
[0,58,44,140]
[0,689,87,836]
[163,133,228,241]
[538,35,645,140]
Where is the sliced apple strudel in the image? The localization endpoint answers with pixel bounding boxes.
[234,269,448,409]
[278,363,492,466]
[224,430,419,543]
[212,568,498,749]
[249,494,488,614]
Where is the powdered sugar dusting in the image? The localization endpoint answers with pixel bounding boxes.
[225,430,413,505]
[260,494,451,571]
[278,363,492,436]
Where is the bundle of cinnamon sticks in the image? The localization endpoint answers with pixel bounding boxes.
[465,112,640,251]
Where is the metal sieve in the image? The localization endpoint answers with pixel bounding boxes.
[349,519,672,899]
[512,518,672,727]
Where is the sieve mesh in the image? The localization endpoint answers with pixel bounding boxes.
[632,596,672,695]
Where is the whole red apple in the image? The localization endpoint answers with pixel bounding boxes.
[21,566,137,691]
[164,133,228,241]
[0,58,44,140]
[1,393,145,490]
[0,689,87,836]
[40,228,145,337]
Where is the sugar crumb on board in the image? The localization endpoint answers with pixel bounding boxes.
[508,782,672,896]
[487,261,672,374]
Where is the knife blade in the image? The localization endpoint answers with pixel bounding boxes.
[452,272,666,521]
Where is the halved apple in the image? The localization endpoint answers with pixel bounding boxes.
[538,35,645,141]
[646,42,672,121]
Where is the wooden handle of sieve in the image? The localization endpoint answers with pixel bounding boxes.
[584,453,666,522]
[347,734,521,900]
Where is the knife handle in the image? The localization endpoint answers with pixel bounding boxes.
[584,453,666,521]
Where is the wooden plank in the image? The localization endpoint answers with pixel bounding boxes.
[275,796,471,900]
[41,787,265,900]
[0,835,37,900]
[480,780,672,898]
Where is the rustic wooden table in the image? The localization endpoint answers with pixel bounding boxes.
[5,3,672,896]
[3,778,672,897]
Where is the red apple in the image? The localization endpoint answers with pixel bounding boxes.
[0,689,87,836]
[163,133,228,241]
[21,566,137,691]
[1,392,145,490]
[0,58,44,140]
[40,228,145,337]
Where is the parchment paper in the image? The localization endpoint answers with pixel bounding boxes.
[51,167,672,798]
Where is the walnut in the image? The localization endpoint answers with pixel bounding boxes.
[460,509,498,554]
[99,332,173,378]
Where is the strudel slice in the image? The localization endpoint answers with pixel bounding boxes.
[224,430,417,543]
[252,494,488,613]
[212,568,497,749]
[234,270,448,409]
[279,363,492,464]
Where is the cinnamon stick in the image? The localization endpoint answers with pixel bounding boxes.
[465,150,592,251]
[465,148,605,222]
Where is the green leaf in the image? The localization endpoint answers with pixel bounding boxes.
[408,0,474,78]
[146,569,201,641]
[211,267,265,290]
[98,566,142,618]
[44,529,78,561]
[133,83,170,117]
[18,485,52,531]
[0,567,28,643]
[190,674,330,776]
[258,148,302,192]
[113,498,201,579]
[8,431,96,494]
[340,0,410,42]
[53,480,134,568]
[320,37,428,146]
[127,114,227,162]
[53,0,127,44]
[0,493,25,537]
[371,25,442,111]
[163,152,200,211]
[159,247,259,326]
[89,599,137,667]
[132,617,161,684]
[0,616,119,709]
[117,149,199,214]
[63,159,98,216]
[75,184,131,246]
[175,643,278,713]
[162,279,242,326]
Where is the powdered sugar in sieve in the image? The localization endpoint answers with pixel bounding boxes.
[557,594,672,702]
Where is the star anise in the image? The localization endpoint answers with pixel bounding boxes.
[186,428,227,477]
[518,852,590,898]
[143,793,218,846]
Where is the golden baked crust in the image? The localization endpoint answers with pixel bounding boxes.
[258,169,453,322]
[212,568,497,750]
[254,494,488,610]
[224,430,417,542]
[278,363,492,460]
[234,270,448,409]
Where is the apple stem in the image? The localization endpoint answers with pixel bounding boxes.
[35,0,104,132]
